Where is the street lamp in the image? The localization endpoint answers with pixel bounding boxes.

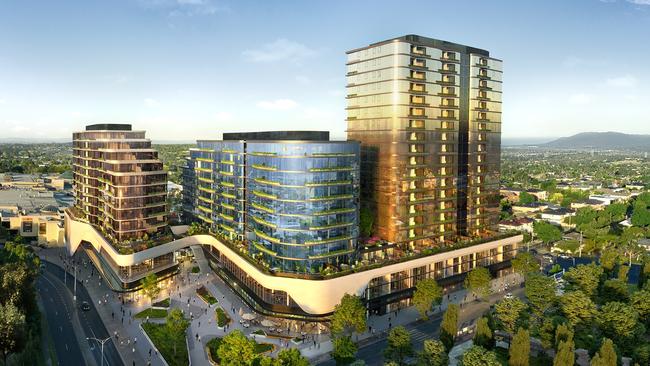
[87,336,111,366]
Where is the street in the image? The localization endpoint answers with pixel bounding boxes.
[38,261,124,366]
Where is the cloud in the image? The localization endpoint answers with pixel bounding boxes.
[568,93,592,105]
[256,99,298,110]
[627,0,650,4]
[242,39,317,63]
[606,75,638,87]
[144,98,161,107]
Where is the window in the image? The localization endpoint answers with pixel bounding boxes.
[410,95,425,104]
[410,83,425,92]
[409,120,425,129]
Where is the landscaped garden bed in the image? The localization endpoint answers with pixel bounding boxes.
[197,286,218,305]
[134,308,168,319]
[153,298,170,308]
[191,266,200,273]
[141,322,189,366]
[215,307,231,327]
[206,337,274,365]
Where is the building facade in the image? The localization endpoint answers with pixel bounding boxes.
[346,35,502,250]
[67,124,176,291]
[72,124,168,243]
[183,131,360,275]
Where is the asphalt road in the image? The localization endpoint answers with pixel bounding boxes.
[37,270,86,366]
[39,261,124,366]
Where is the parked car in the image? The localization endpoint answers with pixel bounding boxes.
[80,301,91,311]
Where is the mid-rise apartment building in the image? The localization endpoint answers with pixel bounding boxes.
[183,131,360,275]
[72,124,168,243]
[346,35,502,250]
[66,124,176,290]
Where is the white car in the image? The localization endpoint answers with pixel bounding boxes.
[504,293,514,299]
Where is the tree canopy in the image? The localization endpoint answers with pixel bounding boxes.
[459,345,500,366]
[331,294,366,336]
[439,304,459,351]
[464,267,492,299]
[534,221,562,244]
[217,330,256,366]
[417,339,448,366]
[384,326,413,366]
[509,328,530,366]
[412,278,442,320]
[495,297,527,335]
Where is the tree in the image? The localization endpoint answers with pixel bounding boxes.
[630,290,650,322]
[384,326,413,365]
[417,339,447,366]
[217,330,256,366]
[0,302,26,365]
[274,348,309,366]
[460,345,500,366]
[524,273,556,317]
[412,278,442,320]
[439,304,459,351]
[553,340,575,366]
[141,273,160,307]
[617,265,630,282]
[590,338,617,366]
[534,221,562,244]
[560,291,596,327]
[331,294,366,336]
[601,279,629,304]
[599,248,619,273]
[464,267,492,300]
[331,336,357,365]
[563,263,604,298]
[165,308,189,356]
[554,323,573,350]
[495,297,527,336]
[596,302,639,340]
[511,252,539,277]
[519,192,536,205]
[359,207,374,238]
[509,328,530,366]
[473,317,493,349]
[631,203,650,227]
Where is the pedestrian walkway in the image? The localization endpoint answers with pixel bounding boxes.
[38,246,525,366]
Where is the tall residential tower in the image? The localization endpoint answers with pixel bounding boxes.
[346,35,502,251]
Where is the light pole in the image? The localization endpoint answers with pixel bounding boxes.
[87,336,111,366]
[73,261,77,301]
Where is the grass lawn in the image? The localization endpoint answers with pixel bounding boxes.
[206,337,274,364]
[196,286,218,305]
[142,322,189,366]
[134,308,168,319]
[191,266,200,273]
[215,307,231,327]
[153,298,170,308]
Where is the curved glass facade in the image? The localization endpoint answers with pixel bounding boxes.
[246,142,359,274]
[184,136,360,275]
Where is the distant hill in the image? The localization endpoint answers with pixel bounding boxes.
[544,132,650,150]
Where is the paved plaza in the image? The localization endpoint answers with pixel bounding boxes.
[37,246,525,365]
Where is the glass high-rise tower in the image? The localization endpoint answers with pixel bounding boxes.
[346,35,502,250]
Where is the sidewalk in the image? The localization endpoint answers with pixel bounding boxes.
[40,247,165,366]
[307,272,525,363]
[39,246,525,365]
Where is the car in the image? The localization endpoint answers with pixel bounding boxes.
[559,254,570,259]
[80,301,91,311]
[504,292,514,299]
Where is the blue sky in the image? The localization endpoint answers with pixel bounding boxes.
[1,0,649,141]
